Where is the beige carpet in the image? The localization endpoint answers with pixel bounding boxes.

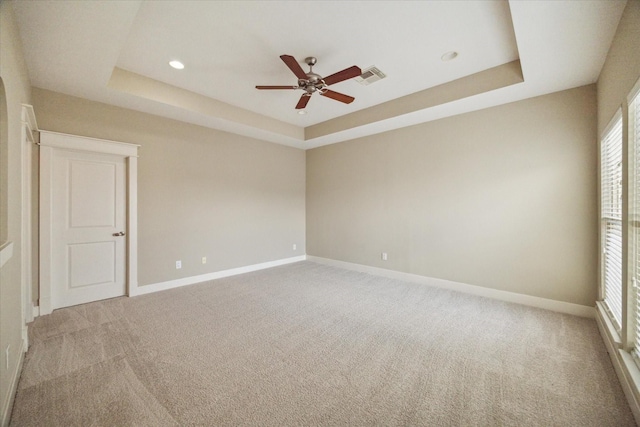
[10,261,635,426]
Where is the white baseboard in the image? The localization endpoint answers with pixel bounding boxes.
[132,254,594,318]
[32,304,39,319]
[1,339,26,427]
[132,255,306,296]
[596,303,640,425]
[307,256,595,318]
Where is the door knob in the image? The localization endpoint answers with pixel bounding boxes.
[112,231,126,237]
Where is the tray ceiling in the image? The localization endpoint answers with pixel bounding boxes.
[13,0,626,148]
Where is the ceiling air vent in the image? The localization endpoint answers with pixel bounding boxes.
[355,66,386,86]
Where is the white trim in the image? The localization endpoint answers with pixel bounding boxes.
[32,304,39,319]
[127,157,139,296]
[21,103,37,133]
[596,301,623,347]
[132,256,306,296]
[307,256,595,318]
[39,131,138,315]
[0,241,13,269]
[597,302,622,358]
[38,146,53,315]
[0,338,26,427]
[39,130,139,157]
[596,302,640,425]
[627,75,640,105]
[602,108,623,140]
[21,105,37,336]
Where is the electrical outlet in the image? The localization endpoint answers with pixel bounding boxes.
[293,244,297,251]
[381,252,388,261]
[176,260,182,269]
[202,257,207,264]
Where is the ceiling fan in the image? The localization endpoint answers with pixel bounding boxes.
[256,55,362,110]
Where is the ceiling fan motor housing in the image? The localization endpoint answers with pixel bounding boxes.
[299,73,325,94]
[307,73,321,83]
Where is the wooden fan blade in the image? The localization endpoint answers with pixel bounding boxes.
[322,66,362,86]
[296,94,311,109]
[320,89,355,104]
[280,55,308,80]
[256,85,297,90]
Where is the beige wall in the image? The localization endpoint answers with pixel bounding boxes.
[597,0,640,134]
[32,88,306,287]
[307,85,598,306]
[0,1,32,422]
[0,0,634,423]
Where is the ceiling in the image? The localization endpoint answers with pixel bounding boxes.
[12,0,626,149]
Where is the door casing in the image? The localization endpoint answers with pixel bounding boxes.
[39,131,139,315]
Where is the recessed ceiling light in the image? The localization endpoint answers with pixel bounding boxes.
[297,110,307,115]
[441,51,458,62]
[169,60,185,70]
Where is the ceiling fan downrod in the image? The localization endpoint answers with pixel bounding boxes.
[300,57,326,94]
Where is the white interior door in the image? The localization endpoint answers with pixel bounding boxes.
[51,149,127,309]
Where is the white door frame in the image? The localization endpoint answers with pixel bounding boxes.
[39,131,139,315]
[20,104,37,346]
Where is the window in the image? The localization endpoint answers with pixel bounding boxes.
[630,86,640,361]
[597,77,640,420]
[601,111,623,330]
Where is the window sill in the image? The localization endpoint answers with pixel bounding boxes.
[596,302,640,424]
[596,301,623,347]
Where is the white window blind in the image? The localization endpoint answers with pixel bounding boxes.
[602,112,623,330]
[630,88,640,361]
